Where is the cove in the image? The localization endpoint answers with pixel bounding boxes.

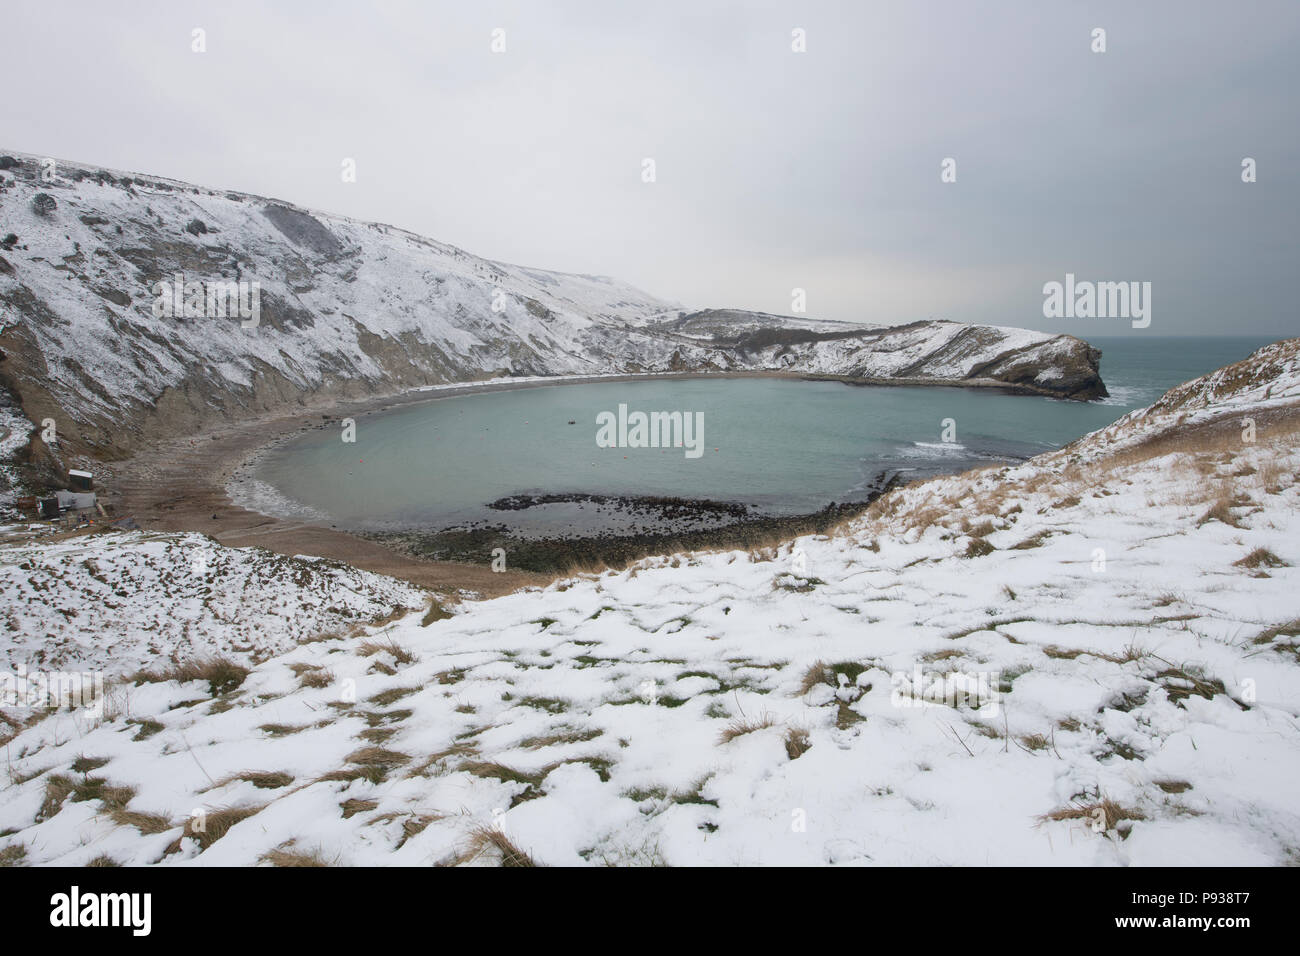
[238,336,1277,538]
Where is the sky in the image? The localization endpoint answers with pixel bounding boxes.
[2,0,1296,336]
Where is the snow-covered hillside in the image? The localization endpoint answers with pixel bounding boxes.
[0,150,1104,461]
[0,530,429,678]
[0,340,1294,867]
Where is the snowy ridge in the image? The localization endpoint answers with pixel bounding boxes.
[1066,337,1300,462]
[0,341,1295,866]
[0,150,1104,459]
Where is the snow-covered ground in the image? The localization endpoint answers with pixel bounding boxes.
[0,531,428,676]
[0,341,1296,867]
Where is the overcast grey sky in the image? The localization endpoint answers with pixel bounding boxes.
[2,0,1296,336]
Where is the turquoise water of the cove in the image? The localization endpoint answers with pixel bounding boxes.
[249,336,1277,533]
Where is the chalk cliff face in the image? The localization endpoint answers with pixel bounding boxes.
[0,151,1105,460]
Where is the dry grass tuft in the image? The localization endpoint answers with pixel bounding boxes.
[340,798,379,819]
[344,747,411,768]
[168,804,265,853]
[796,659,870,696]
[1156,665,1226,706]
[463,824,540,867]
[1039,798,1145,832]
[231,770,295,790]
[1198,494,1243,528]
[1233,547,1288,570]
[259,723,308,737]
[358,637,417,664]
[40,775,136,821]
[784,726,812,760]
[1017,733,1051,752]
[0,843,27,866]
[38,780,74,822]
[518,727,602,750]
[293,665,334,689]
[260,844,331,867]
[421,601,453,626]
[717,714,777,744]
[132,657,249,696]
[108,808,173,835]
[70,755,109,774]
[369,686,419,707]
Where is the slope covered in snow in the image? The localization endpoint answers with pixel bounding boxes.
[0,530,429,678]
[0,340,1295,866]
[0,150,1104,463]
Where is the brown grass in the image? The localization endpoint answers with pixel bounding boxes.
[344,747,411,768]
[1234,547,1288,570]
[459,760,547,788]
[358,637,417,664]
[223,770,294,790]
[463,824,539,867]
[518,727,602,750]
[1253,619,1300,646]
[1039,798,1145,831]
[260,845,331,867]
[168,804,265,853]
[132,656,249,696]
[368,686,419,706]
[0,844,27,866]
[1017,733,1051,752]
[340,797,379,819]
[259,723,308,737]
[293,665,334,689]
[1198,493,1243,528]
[784,727,812,760]
[796,659,870,695]
[40,775,136,821]
[421,601,453,626]
[717,714,777,744]
[1156,665,1226,705]
[108,808,173,835]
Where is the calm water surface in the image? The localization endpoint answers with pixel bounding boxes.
[249,336,1275,532]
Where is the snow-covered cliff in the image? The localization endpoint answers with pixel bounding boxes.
[0,150,1105,462]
